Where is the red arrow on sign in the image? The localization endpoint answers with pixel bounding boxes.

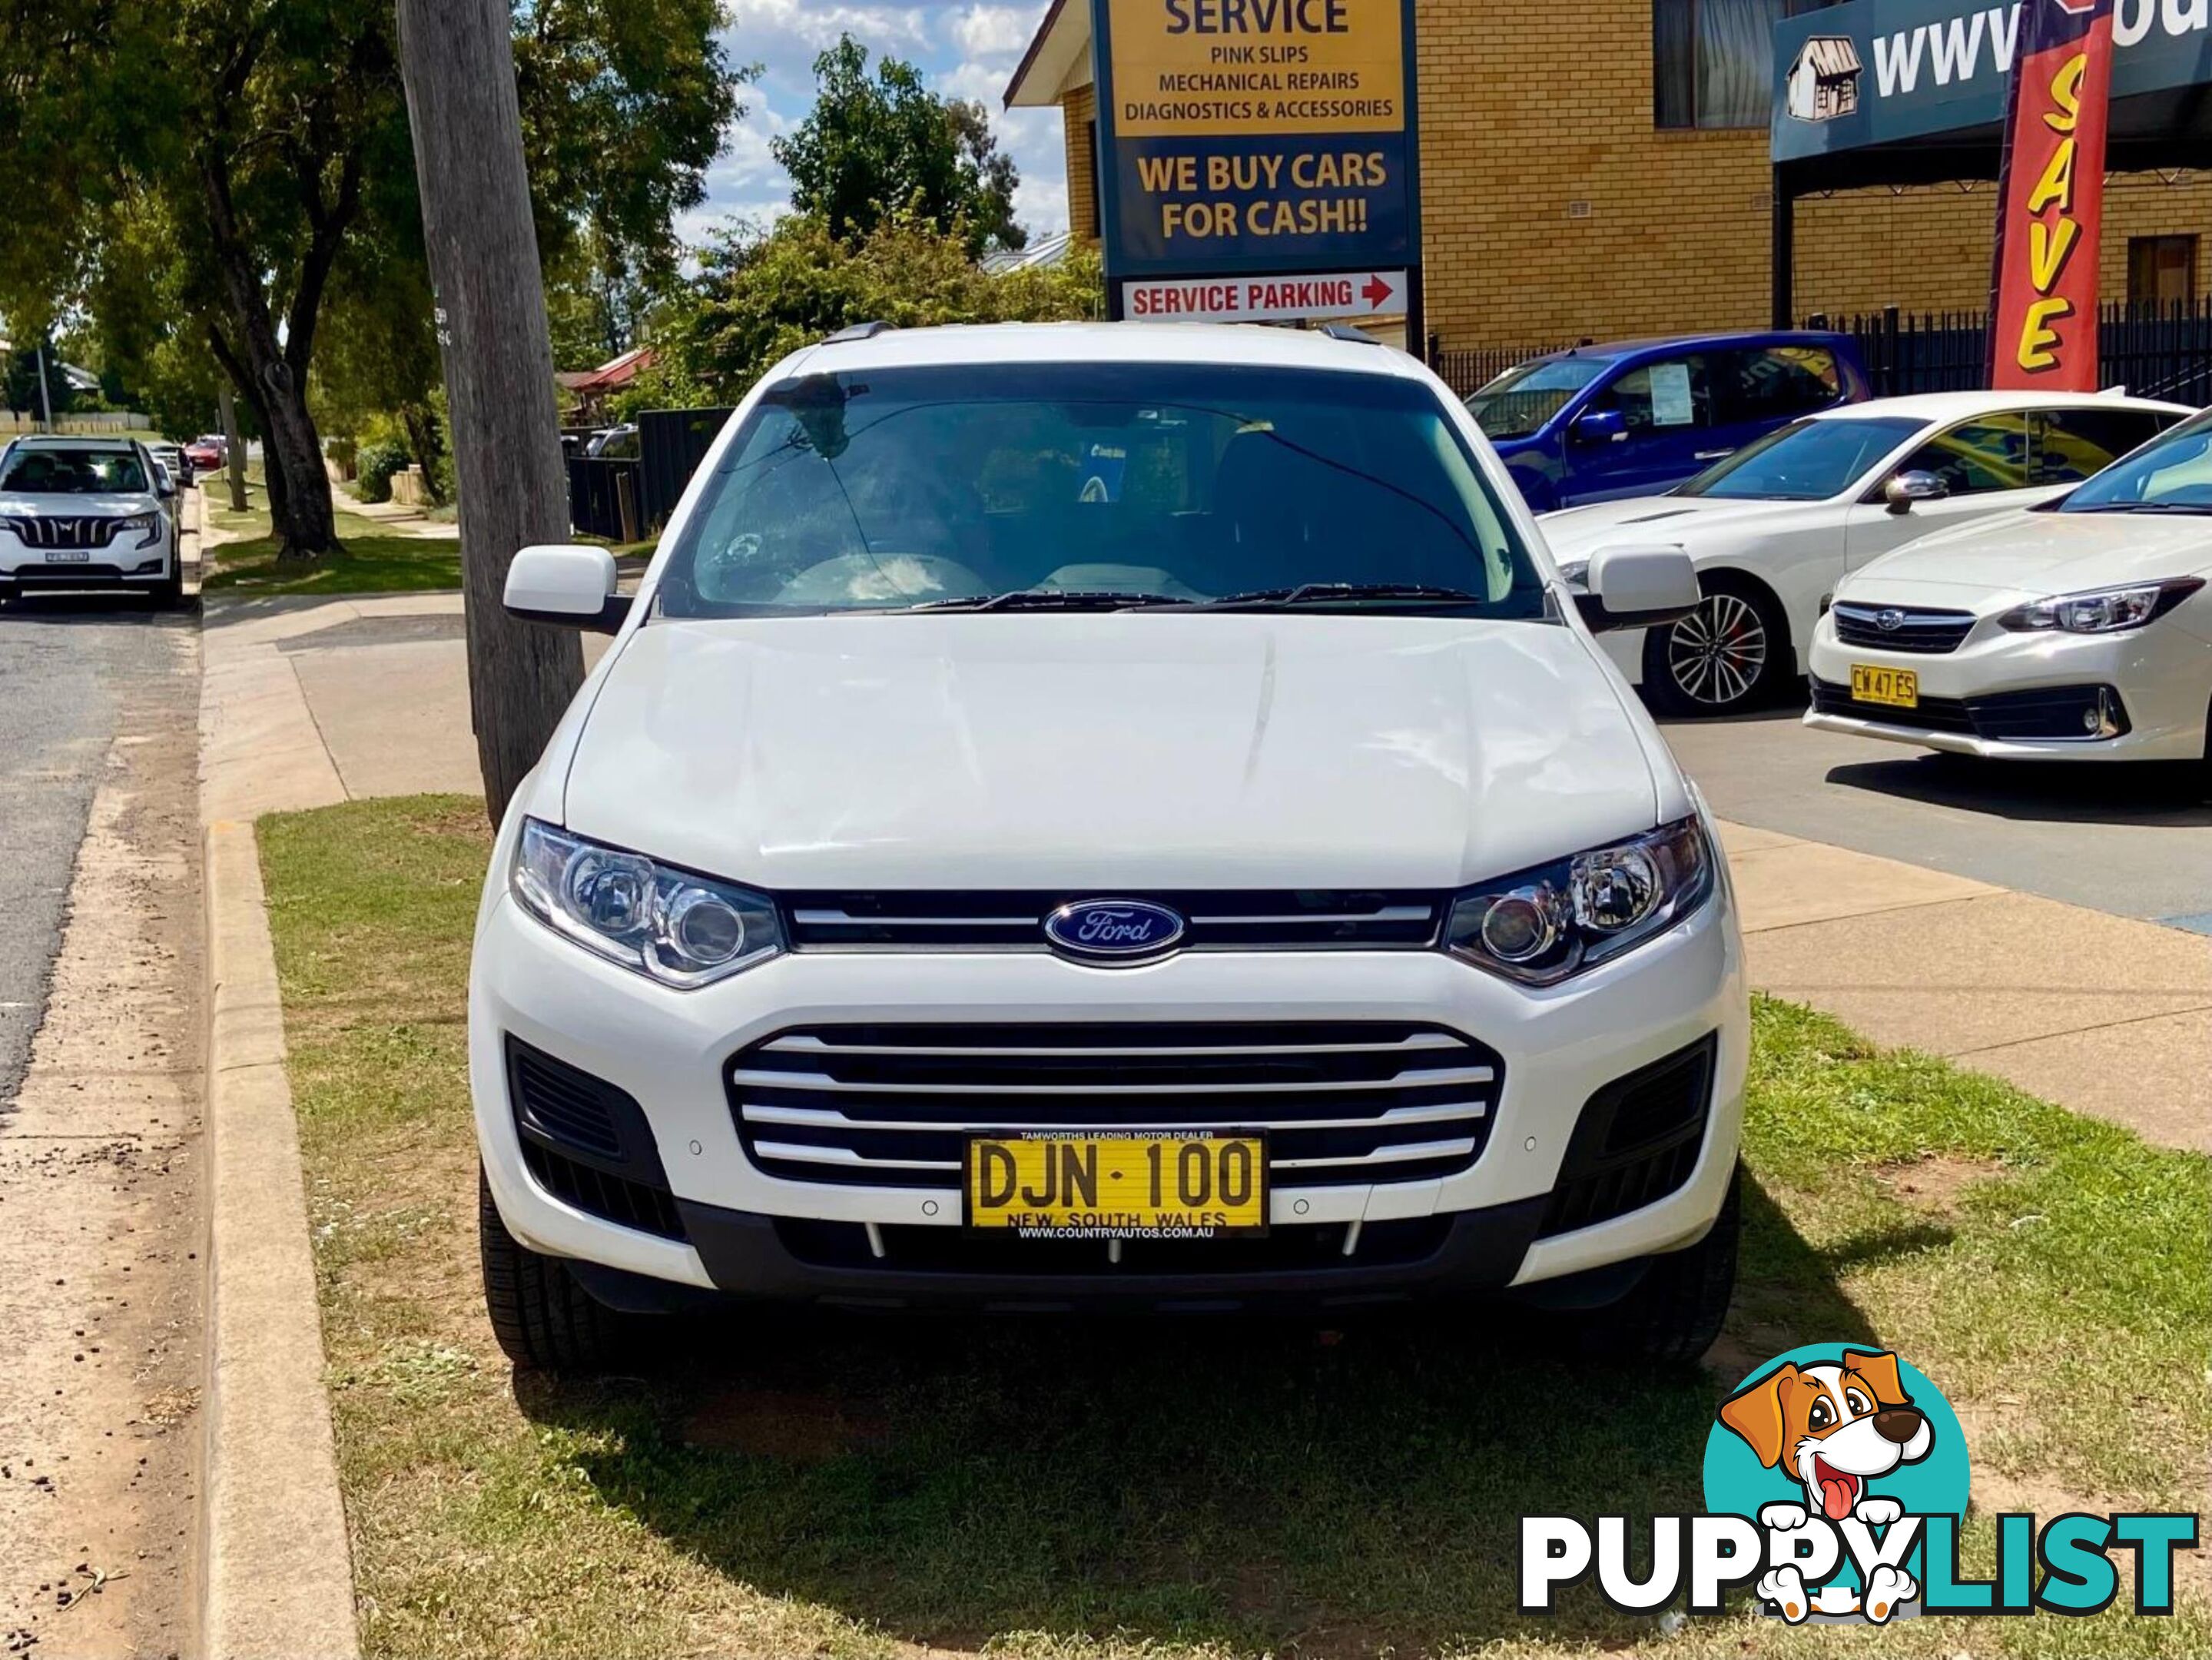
[1361,273,1395,310]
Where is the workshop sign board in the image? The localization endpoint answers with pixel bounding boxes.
[1122,268,1405,322]
[1094,0,1422,321]
[1772,0,2212,165]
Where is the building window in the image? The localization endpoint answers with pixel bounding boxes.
[1656,0,1829,129]
[2128,236,2197,309]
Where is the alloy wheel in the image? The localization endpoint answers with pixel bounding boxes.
[1666,592,1769,709]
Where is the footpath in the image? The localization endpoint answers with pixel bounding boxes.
[198,587,2210,1153]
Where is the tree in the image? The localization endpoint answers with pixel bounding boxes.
[771,36,1026,257]
[658,212,1099,400]
[0,0,747,556]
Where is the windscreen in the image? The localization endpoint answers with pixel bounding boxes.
[1463,357,1610,441]
[2061,408,2212,513]
[655,361,1548,619]
[1676,416,1925,501]
[0,447,150,494]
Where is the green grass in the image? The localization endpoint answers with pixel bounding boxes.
[201,474,462,595]
[259,795,2212,1660]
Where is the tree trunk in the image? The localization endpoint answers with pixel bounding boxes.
[396,0,583,825]
[208,320,333,555]
[217,383,247,513]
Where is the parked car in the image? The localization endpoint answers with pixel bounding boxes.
[1541,390,2192,715]
[1807,403,2212,770]
[468,321,1748,1371]
[0,436,185,606]
[584,423,640,460]
[184,436,224,473]
[1463,330,1872,513]
[148,440,191,490]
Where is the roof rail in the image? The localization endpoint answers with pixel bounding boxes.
[1317,323,1381,344]
[823,320,894,344]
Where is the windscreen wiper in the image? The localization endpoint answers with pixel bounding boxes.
[2068,502,2212,515]
[908,589,1193,612]
[1184,581,1493,609]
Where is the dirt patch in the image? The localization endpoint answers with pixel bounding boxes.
[0,629,205,1660]
[399,799,492,845]
[1875,1154,2008,1217]
[678,1389,891,1462]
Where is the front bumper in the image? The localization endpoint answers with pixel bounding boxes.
[0,542,173,588]
[1805,612,2210,762]
[470,872,1748,1309]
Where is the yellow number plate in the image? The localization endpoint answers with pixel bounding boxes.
[963,1134,1267,1238]
[1851,663,1919,709]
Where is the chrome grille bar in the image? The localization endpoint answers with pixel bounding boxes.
[728,1021,1502,1192]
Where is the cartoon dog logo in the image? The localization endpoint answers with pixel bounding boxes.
[1718,1349,1934,1623]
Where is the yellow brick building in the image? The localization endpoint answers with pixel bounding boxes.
[1007,0,2208,352]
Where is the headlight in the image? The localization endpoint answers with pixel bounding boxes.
[1446,817,1714,986]
[1998,577,2203,634]
[1554,558,1590,589]
[510,818,784,988]
[114,512,161,549]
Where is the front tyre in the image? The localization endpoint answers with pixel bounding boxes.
[150,563,187,609]
[1643,576,1788,717]
[1568,1163,1740,1366]
[479,1164,627,1372]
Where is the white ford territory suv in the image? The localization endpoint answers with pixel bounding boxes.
[0,436,185,606]
[469,323,1749,1370]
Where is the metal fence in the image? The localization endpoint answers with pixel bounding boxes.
[565,406,738,542]
[566,456,636,542]
[636,407,735,530]
[1428,302,2212,407]
[1819,303,2212,405]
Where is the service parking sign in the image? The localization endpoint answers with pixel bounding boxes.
[1095,0,1422,333]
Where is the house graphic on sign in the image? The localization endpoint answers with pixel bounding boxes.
[1786,35,1862,123]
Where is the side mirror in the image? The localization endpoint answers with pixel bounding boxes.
[505,543,630,633]
[1884,470,1948,515]
[1571,543,1700,632]
[154,465,176,498]
[1571,407,1628,447]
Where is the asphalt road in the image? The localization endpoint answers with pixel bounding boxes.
[0,597,197,1107]
[1660,700,2212,929]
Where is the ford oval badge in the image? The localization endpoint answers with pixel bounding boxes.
[1043,898,1186,964]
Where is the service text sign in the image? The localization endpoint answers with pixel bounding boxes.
[1096,0,1421,310]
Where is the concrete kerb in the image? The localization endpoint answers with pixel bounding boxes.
[198,820,360,1660]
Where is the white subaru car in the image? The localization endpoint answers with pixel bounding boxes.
[0,435,186,606]
[1541,391,2190,715]
[468,323,1749,1370]
[1807,405,2212,769]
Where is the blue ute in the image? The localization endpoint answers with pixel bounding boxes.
[1464,330,1872,513]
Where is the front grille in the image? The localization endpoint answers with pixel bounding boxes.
[506,1037,684,1240]
[1811,679,2127,741]
[1541,1034,1715,1237]
[774,1215,1453,1275]
[1830,602,1977,654]
[1,515,124,551]
[784,891,1444,952]
[728,1021,1501,1190]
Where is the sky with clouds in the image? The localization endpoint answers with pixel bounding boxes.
[688,2,1069,247]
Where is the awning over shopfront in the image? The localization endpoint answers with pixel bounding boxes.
[1766,0,2212,318]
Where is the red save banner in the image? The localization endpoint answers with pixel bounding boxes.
[1988,0,2114,390]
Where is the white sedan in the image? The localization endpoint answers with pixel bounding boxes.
[1541,390,2192,715]
[1806,407,2212,768]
